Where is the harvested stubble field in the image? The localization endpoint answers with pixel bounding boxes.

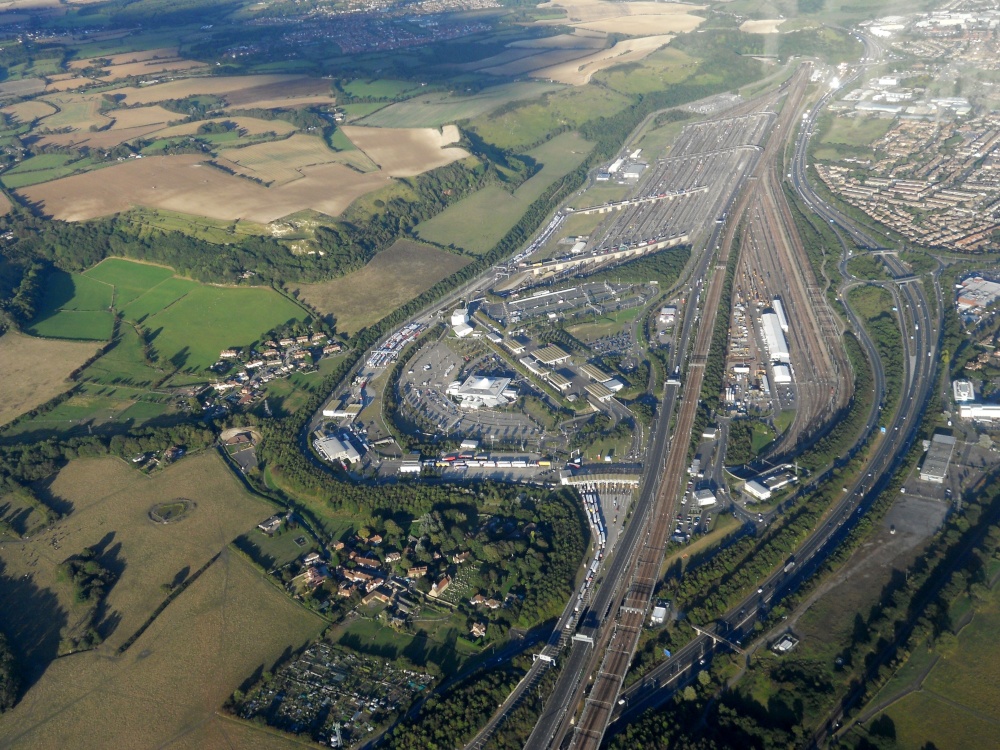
[338,124,469,176]
[1,99,56,122]
[69,47,207,81]
[0,541,325,749]
[536,0,705,35]
[18,153,392,223]
[291,239,471,334]
[0,331,98,425]
[533,33,676,85]
[740,19,786,33]
[217,132,376,185]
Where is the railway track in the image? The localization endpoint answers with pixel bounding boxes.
[565,65,813,750]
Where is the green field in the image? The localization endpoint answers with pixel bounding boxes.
[332,606,479,675]
[468,85,631,151]
[27,269,114,340]
[877,581,1000,750]
[567,306,642,342]
[141,284,305,372]
[28,259,308,374]
[1,382,176,439]
[593,47,695,96]
[820,114,893,149]
[359,81,564,128]
[84,259,176,306]
[414,131,593,254]
[344,78,421,99]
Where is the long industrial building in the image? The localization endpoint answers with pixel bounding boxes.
[760,312,790,363]
[772,298,789,333]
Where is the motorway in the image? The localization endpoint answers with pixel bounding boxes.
[608,30,941,740]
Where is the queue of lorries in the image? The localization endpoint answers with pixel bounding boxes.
[571,485,609,617]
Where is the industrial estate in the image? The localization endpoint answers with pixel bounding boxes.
[2,0,1000,749]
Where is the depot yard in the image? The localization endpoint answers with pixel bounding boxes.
[0,332,99,425]
[291,239,471,335]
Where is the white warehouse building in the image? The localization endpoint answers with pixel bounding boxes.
[772,363,793,384]
[760,312,790,363]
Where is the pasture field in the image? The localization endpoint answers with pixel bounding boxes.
[36,92,110,130]
[2,383,175,439]
[338,124,469,177]
[339,102,389,120]
[84,258,175,306]
[139,284,306,372]
[343,78,421,99]
[0,453,276,653]
[358,82,564,128]
[118,276,197,322]
[17,153,393,223]
[468,84,630,151]
[152,115,298,140]
[26,269,114,340]
[819,113,894,149]
[28,259,307,376]
[0,332,98,426]
[1,156,100,188]
[121,207,272,244]
[877,580,1000,750]
[415,131,593,254]
[291,239,471,335]
[0,545,325,750]
[82,325,168,387]
[217,132,377,185]
[594,45,695,96]
[25,309,114,340]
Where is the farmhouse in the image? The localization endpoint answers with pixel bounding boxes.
[258,515,284,535]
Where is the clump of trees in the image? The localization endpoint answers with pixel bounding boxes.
[0,633,19,713]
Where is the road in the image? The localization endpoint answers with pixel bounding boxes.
[608,29,941,735]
